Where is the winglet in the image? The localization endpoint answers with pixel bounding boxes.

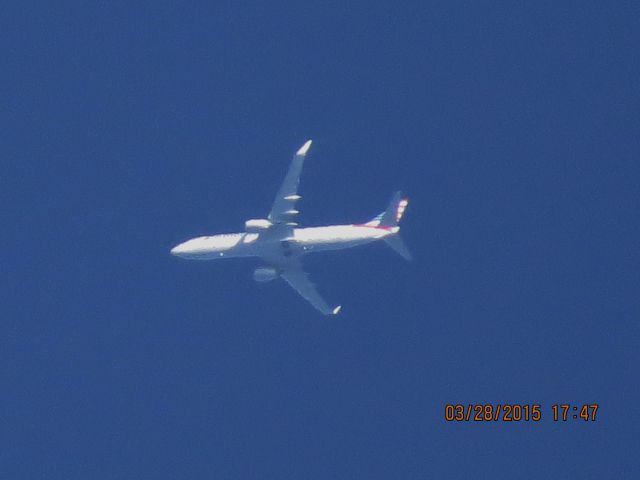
[296,139,312,156]
[332,305,342,315]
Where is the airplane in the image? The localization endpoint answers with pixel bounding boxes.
[170,140,411,315]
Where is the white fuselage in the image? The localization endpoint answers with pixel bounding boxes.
[170,224,398,263]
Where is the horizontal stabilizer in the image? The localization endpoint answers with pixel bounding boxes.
[384,235,412,261]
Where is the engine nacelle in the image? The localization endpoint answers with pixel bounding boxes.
[253,267,279,282]
[245,218,273,233]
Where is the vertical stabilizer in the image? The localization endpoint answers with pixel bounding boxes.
[366,191,409,227]
[365,192,412,260]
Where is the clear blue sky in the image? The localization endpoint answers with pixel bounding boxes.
[2,2,638,478]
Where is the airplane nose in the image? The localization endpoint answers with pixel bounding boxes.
[170,244,182,256]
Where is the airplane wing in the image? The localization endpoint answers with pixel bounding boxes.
[268,140,312,227]
[280,264,341,316]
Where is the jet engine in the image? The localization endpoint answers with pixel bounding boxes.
[253,267,279,282]
[245,218,272,233]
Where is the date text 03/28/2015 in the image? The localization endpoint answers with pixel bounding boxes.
[444,404,599,422]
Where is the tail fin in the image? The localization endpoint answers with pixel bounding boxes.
[365,191,409,227]
[365,192,412,261]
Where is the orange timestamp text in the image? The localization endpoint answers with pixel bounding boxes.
[444,404,599,422]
